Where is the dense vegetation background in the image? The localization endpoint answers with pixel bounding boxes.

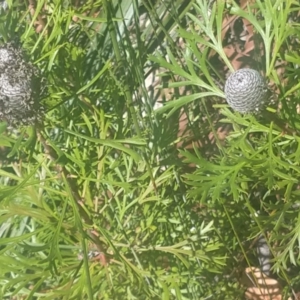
[0,0,300,299]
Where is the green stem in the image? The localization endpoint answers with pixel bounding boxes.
[104,0,141,135]
[104,0,157,191]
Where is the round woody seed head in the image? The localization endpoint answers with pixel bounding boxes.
[0,42,46,126]
[224,68,269,114]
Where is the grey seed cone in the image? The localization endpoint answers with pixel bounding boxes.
[0,42,46,126]
[256,234,271,276]
[224,68,269,114]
